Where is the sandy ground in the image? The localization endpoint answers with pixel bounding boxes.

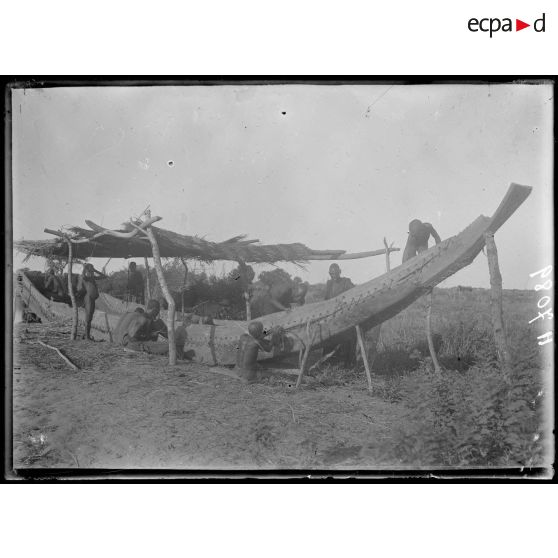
[11,321,407,472]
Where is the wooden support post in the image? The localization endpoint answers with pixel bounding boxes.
[65,239,78,340]
[355,324,373,391]
[358,237,394,384]
[426,291,442,374]
[484,232,512,379]
[296,322,316,389]
[238,261,252,321]
[180,258,188,315]
[103,312,113,343]
[144,257,151,301]
[383,237,391,272]
[145,227,177,366]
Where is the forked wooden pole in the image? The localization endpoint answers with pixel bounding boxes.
[144,226,177,366]
[65,239,78,340]
[383,237,391,272]
[355,324,373,391]
[484,232,512,379]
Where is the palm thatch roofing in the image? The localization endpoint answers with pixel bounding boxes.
[15,223,348,264]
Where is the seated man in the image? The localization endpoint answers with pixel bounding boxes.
[235,321,284,382]
[324,263,354,300]
[113,299,188,359]
[402,219,442,263]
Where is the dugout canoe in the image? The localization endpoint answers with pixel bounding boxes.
[15,183,532,366]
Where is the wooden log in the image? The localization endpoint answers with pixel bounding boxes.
[44,228,66,238]
[83,216,162,239]
[484,232,512,378]
[425,291,442,374]
[36,340,79,370]
[45,217,162,245]
[65,239,78,340]
[308,247,400,260]
[355,324,373,391]
[145,225,177,366]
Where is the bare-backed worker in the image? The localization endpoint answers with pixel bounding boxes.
[402,219,441,263]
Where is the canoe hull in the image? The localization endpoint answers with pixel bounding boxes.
[15,183,532,366]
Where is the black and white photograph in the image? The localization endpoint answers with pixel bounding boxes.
[6,79,554,477]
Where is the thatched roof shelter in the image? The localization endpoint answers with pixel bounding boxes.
[15,219,397,264]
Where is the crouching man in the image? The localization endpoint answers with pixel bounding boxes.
[235,321,285,382]
[113,299,188,360]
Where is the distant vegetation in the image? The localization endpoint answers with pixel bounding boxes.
[98,261,313,320]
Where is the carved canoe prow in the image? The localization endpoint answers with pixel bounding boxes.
[183,183,532,365]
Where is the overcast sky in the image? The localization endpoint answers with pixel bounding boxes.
[11,83,553,289]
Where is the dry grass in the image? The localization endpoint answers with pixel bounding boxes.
[11,286,550,471]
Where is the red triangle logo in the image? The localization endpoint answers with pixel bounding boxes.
[516,19,530,31]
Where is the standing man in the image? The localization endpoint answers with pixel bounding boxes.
[127,261,145,305]
[77,263,107,340]
[323,263,357,368]
[402,220,442,262]
[324,263,354,300]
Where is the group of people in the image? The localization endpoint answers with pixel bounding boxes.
[41,218,441,372]
[235,218,442,380]
[43,263,107,340]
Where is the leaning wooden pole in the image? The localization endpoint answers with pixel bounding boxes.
[65,238,78,340]
[144,257,151,301]
[296,322,316,389]
[145,227,177,366]
[484,232,512,379]
[426,291,442,374]
[355,324,373,391]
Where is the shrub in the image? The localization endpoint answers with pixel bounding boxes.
[382,360,546,468]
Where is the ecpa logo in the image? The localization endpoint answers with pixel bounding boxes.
[468,13,546,37]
